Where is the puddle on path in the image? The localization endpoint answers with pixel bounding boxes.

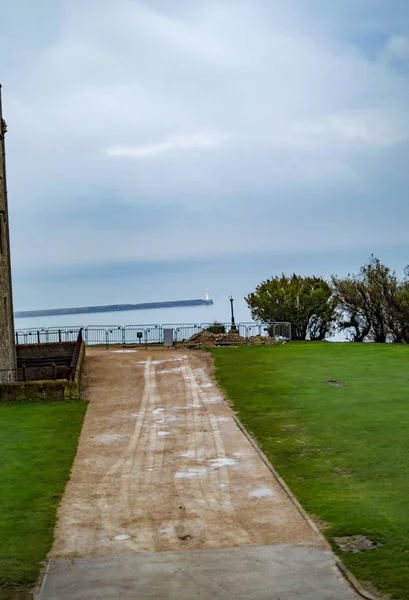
[208,457,237,468]
[249,487,275,498]
[0,588,33,600]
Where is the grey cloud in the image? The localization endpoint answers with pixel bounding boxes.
[1,0,409,271]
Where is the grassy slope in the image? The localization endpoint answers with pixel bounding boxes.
[0,400,87,587]
[211,342,409,600]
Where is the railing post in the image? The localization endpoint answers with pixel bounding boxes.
[58,329,62,343]
[15,331,19,345]
[37,330,40,344]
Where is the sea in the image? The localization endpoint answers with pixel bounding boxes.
[14,297,347,341]
[13,298,253,333]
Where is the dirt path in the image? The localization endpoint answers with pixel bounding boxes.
[51,348,319,558]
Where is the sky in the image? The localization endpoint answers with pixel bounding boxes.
[1,0,409,319]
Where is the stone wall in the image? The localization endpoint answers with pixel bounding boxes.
[0,340,86,402]
[0,379,69,402]
[17,342,75,360]
[16,341,76,382]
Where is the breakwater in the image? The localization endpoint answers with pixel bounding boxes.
[15,298,214,319]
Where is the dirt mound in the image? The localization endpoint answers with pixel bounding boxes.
[184,331,247,346]
[183,332,286,346]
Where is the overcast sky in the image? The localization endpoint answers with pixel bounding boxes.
[1,0,409,312]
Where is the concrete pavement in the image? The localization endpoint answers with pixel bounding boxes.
[40,544,359,600]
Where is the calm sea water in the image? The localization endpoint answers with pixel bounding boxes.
[14,298,253,332]
[14,299,347,341]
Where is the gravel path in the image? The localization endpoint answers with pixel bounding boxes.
[51,348,318,557]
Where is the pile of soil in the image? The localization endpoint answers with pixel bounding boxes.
[184,331,247,346]
[183,332,286,346]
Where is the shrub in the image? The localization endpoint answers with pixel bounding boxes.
[206,322,226,334]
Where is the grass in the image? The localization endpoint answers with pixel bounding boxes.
[0,400,87,588]
[211,342,409,600]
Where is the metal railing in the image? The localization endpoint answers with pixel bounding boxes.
[0,330,85,383]
[15,327,82,345]
[14,322,291,347]
[68,328,83,380]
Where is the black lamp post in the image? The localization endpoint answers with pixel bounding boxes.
[229,296,237,331]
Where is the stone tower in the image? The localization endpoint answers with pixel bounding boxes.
[0,85,17,382]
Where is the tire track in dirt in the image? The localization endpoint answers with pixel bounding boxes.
[97,358,154,551]
[128,359,167,551]
[153,361,191,543]
[175,364,211,543]
[193,366,255,544]
[121,358,159,551]
[98,356,187,552]
[189,363,251,546]
[175,362,250,546]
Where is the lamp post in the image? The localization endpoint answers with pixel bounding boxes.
[229,296,237,332]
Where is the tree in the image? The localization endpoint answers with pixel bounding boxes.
[331,275,371,342]
[383,267,409,343]
[245,274,338,340]
[333,256,399,343]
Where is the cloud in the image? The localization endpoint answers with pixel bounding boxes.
[381,35,409,63]
[284,110,409,150]
[1,0,409,277]
[106,131,225,158]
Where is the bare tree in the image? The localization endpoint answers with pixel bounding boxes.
[333,256,399,343]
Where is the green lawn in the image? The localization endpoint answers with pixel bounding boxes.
[0,400,87,588]
[211,342,409,600]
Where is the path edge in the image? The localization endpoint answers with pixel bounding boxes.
[35,560,51,600]
[232,414,379,600]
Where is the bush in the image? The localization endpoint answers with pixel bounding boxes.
[206,322,226,334]
[246,274,338,340]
